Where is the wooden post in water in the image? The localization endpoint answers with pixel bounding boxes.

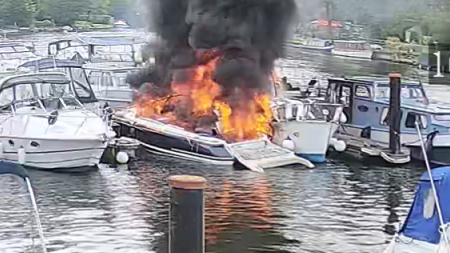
[169,175,206,253]
[388,73,402,154]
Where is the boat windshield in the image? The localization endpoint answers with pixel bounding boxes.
[376,85,426,102]
[0,81,82,112]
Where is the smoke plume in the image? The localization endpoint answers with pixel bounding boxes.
[132,0,297,135]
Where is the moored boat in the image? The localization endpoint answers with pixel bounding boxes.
[384,166,450,253]
[0,43,40,72]
[113,109,235,165]
[325,76,450,166]
[271,98,346,163]
[0,72,115,170]
[83,62,143,108]
[291,38,334,52]
[331,40,373,59]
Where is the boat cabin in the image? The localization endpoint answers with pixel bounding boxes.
[0,72,86,114]
[326,76,450,141]
[47,32,147,64]
[18,58,97,104]
[333,40,371,51]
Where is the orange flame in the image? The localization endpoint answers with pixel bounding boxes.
[134,56,273,142]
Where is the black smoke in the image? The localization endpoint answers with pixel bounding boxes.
[132,0,297,123]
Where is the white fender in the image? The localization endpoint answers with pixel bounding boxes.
[18,148,26,165]
[116,151,129,164]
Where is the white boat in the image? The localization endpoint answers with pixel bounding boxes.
[331,40,373,59]
[0,72,115,170]
[114,20,130,29]
[291,38,334,52]
[271,98,346,163]
[0,43,39,72]
[47,32,148,64]
[84,62,142,108]
[384,166,450,253]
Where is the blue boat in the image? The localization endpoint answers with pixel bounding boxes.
[384,166,450,253]
[325,76,450,166]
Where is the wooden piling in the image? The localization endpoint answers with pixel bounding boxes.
[388,73,402,154]
[169,175,206,253]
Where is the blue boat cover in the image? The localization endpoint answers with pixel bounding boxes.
[0,161,29,180]
[400,167,450,244]
[19,58,82,70]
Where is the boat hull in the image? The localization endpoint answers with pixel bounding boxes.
[113,119,235,165]
[272,121,338,163]
[291,44,333,52]
[0,137,107,170]
[331,49,373,59]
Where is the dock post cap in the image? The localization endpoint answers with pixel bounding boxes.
[169,175,207,190]
[388,73,402,78]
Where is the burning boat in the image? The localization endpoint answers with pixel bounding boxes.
[111,0,311,170]
[113,109,235,165]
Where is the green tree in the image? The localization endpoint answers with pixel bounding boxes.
[91,0,112,15]
[0,0,34,26]
[48,0,92,25]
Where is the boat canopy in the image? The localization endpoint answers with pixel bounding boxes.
[0,72,70,91]
[399,167,450,244]
[77,33,147,46]
[19,58,82,70]
[18,59,98,104]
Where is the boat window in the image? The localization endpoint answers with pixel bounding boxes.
[405,112,427,129]
[423,188,436,219]
[432,114,450,127]
[376,85,426,102]
[15,84,36,101]
[39,83,72,99]
[102,72,113,87]
[339,86,351,106]
[355,85,371,98]
[434,115,450,121]
[61,41,70,49]
[88,71,103,87]
[71,68,93,98]
[113,71,132,88]
[380,108,389,125]
[380,108,404,126]
[0,87,13,108]
[49,44,57,55]
[13,46,29,52]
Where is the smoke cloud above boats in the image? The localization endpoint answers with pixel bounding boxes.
[134,0,297,94]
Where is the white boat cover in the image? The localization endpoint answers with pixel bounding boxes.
[227,139,314,173]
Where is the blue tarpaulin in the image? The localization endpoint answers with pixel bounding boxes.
[400,167,450,244]
[0,161,29,180]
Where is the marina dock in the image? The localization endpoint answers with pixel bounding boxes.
[0,29,448,253]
